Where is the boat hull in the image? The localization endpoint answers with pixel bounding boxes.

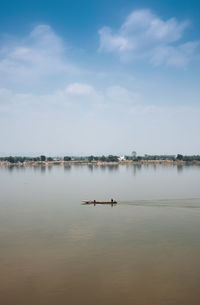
[82,200,117,204]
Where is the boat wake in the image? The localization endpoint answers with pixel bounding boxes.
[117,197,200,209]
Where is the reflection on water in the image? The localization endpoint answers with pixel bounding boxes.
[120,197,200,208]
[64,164,71,171]
[0,164,200,305]
[177,164,184,173]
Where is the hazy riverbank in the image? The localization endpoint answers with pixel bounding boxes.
[1,159,200,167]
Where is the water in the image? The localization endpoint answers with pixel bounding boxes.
[0,164,200,305]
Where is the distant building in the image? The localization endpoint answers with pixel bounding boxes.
[118,156,126,161]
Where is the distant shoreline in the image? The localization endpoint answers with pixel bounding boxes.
[1,160,200,167]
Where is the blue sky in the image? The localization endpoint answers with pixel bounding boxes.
[0,0,200,156]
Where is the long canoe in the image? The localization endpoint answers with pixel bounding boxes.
[82,200,117,204]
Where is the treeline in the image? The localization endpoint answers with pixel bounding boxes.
[87,155,119,162]
[1,154,200,164]
[0,155,71,163]
[0,156,39,163]
[126,154,200,161]
[0,155,119,163]
[176,154,200,161]
[126,155,176,161]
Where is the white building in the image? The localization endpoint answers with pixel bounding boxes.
[118,156,126,161]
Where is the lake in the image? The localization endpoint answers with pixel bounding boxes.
[0,164,200,305]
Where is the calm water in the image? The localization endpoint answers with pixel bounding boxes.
[0,164,200,305]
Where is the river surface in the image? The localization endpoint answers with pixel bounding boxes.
[0,164,200,305]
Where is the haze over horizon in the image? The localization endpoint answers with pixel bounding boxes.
[0,0,200,156]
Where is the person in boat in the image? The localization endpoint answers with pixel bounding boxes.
[111,198,113,202]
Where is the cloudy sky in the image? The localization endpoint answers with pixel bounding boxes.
[0,0,200,156]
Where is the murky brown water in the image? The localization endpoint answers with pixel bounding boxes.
[0,164,200,305]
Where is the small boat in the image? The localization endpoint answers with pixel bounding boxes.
[82,200,117,204]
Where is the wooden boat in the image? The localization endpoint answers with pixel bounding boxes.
[82,200,117,204]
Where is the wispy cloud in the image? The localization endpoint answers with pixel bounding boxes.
[0,83,140,115]
[66,83,94,95]
[99,9,200,66]
[1,83,199,155]
[1,82,200,121]
[0,25,79,89]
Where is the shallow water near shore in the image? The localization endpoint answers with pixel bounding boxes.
[0,164,200,305]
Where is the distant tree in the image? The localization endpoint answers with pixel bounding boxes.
[64,156,71,161]
[33,157,40,161]
[132,151,137,158]
[18,157,25,163]
[176,154,183,160]
[107,155,119,162]
[47,157,53,161]
[100,155,106,162]
[88,155,94,162]
[7,156,15,163]
[40,155,46,161]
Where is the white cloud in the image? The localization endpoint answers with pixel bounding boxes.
[0,25,78,89]
[66,83,94,95]
[1,84,200,155]
[106,85,140,104]
[99,9,200,66]
[0,83,140,115]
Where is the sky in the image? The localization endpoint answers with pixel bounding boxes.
[0,0,200,156]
